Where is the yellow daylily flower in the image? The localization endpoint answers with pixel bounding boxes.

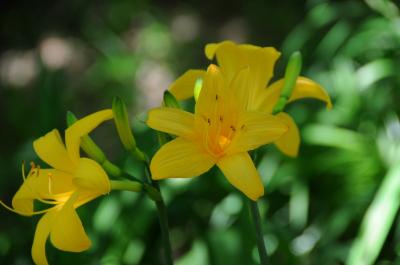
[148,65,289,200]
[168,40,332,157]
[1,109,113,265]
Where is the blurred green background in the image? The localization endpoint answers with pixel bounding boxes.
[1,0,400,264]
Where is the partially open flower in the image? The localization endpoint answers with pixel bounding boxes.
[2,110,113,265]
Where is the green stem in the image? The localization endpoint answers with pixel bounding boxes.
[110,180,142,192]
[102,160,122,177]
[249,200,269,265]
[143,161,174,265]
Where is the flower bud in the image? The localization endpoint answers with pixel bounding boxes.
[281,51,302,99]
[163,90,181,109]
[194,78,203,102]
[112,97,146,161]
[273,51,302,114]
[112,97,137,150]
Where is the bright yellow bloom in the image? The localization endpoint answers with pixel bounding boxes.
[2,110,113,265]
[169,40,332,157]
[148,65,289,200]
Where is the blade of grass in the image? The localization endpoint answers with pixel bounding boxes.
[346,164,400,265]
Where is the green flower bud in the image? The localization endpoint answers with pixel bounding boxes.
[273,51,302,114]
[112,97,146,161]
[112,97,137,150]
[163,90,181,109]
[281,51,302,99]
[194,78,203,102]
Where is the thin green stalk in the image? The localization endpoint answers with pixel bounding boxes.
[249,200,269,265]
[143,160,174,265]
[248,51,302,264]
[110,180,142,192]
[112,96,173,265]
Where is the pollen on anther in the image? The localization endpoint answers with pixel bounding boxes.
[35,165,41,177]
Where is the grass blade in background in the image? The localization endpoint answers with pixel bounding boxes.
[346,164,400,265]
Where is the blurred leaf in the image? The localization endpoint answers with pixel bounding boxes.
[346,164,400,265]
[176,240,209,265]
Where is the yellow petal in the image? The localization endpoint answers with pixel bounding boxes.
[229,67,251,110]
[32,211,55,265]
[147,107,195,138]
[65,109,113,165]
[205,41,281,109]
[227,111,288,154]
[50,193,91,252]
[257,82,281,113]
[239,45,280,108]
[12,169,74,215]
[289,77,332,108]
[217,152,264,201]
[169,69,206,100]
[260,77,332,113]
[33,129,74,173]
[204,42,220,59]
[195,65,237,124]
[273,113,300,157]
[73,158,110,195]
[205,41,240,82]
[150,137,215,180]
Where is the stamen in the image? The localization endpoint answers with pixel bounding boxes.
[48,173,53,195]
[35,165,41,177]
[0,200,56,216]
[30,161,35,170]
[21,161,26,181]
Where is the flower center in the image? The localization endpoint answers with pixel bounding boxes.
[218,135,231,149]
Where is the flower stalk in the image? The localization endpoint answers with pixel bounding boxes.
[113,97,174,265]
[110,180,142,192]
[143,159,174,265]
[250,51,303,265]
[249,200,269,265]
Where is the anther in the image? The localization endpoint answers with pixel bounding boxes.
[230,125,236,132]
[207,118,211,125]
[240,124,245,130]
[35,165,41,177]
[215,94,219,100]
[219,116,223,122]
